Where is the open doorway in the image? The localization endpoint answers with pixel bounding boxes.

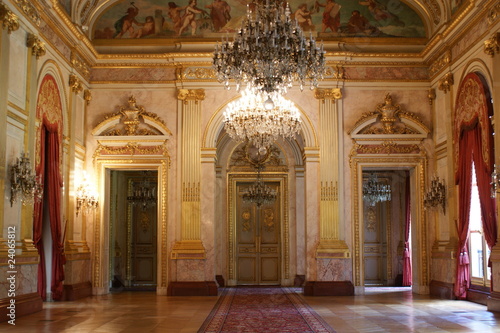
[362,170,411,287]
[109,170,158,292]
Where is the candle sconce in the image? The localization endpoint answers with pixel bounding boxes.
[10,152,43,207]
[75,172,99,216]
[424,176,446,214]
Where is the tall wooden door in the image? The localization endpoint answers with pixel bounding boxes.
[236,181,281,285]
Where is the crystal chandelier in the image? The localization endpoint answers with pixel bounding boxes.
[75,172,99,217]
[10,152,43,207]
[363,173,391,207]
[127,174,157,211]
[213,0,325,99]
[424,176,446,214]
[243,167,277,207]
[223,89,301,154]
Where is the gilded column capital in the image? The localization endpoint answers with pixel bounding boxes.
[26,33,46,59]
[69,74,83,93]
[177,88,206,104]
[0,2,19,34]
[428,88,436,105]
[484,32,500,57]
[438,72,454,93]
[314,88,342,100]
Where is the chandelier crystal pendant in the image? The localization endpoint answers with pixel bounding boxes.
[213,0,325,98]
[363,173,391,207]
[243,167,277,207]
[223,89,301,154]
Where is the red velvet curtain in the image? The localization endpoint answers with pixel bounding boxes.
[402,172,412,286]
[33,123,66,300]
[33,128,47,300]
[454,129,475,299]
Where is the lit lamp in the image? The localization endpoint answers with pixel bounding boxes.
[75,172,99,216]
[424,176,446,214]
[10,152,43,207]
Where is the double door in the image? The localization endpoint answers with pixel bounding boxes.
[236,181,281,285]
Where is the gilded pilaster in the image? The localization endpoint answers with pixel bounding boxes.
[171,89,206,259]
[314,88,349,258]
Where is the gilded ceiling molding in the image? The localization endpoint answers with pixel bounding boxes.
[438,72,454,93]
[422,0,442,25]
[177,88,205,104]
[487,2,500,24]
[429,49,451,77]
[428,88,436,105]
[84,89,92,105]
[69,73,83,93]
[323,65,345,80]
[26,33,46,59]
[70,50,90,80]
[314,88,342,101]
[0,2,19,33]
[484,32,500,57]
[13,0,40,26]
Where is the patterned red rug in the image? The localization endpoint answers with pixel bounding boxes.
[198,287,336,333]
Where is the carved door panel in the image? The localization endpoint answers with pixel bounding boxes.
[363,201,388,286]
[131,206,157,287]
[236,181,280,285]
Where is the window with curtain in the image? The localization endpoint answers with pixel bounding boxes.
[469,164,491,287]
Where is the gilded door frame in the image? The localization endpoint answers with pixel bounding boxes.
[351,156,428,293]
[227,172,289,286]
[92,157,169,295]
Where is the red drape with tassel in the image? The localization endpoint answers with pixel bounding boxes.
[33,123,66,300]
[402,172,412,286]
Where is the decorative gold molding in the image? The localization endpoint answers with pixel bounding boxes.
[487,2,500,24]
[429,49,451,77]
[438,72,454,93]
[314,88,342,101]
[177,66,215,80]
[320,181,338,201]
[70,50,90,79]
[69,73,83,93]
[13,0,40,26]
[93,141,170,159]
[484,32,500,57]
[323,65,346,80]
[177,88,206,104]
[428,88,436,105]
[422,0,441,25]
[170,240,206,259]
[315,240,350,258]
[84,89,92,105]
[26,33,46,59]
[0,2,19,33]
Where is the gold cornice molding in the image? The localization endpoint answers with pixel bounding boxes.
[26,33,46,59]
[314,88,342,100]
[69,73,83,93]
[429,49,451,77]
[177,88,205,103]
[438,72,454,93]
[484,32,500,57]
[71,50,90,79]
[0,1,19,33]
[12,0,40,26]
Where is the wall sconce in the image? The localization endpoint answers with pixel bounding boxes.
[424,176,446,214]
[10,152,43,207]
[491,164,500,198]
[75,172,99,216]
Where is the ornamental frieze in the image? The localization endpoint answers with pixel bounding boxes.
[429,50,451,77]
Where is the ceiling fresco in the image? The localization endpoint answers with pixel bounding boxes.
[92,0,426,41]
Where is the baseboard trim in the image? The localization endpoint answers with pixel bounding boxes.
[303,281,354,296]
[167,281,218,296]
[62,281,92,301]
[429,280,455,300]
[0,292,43,323]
